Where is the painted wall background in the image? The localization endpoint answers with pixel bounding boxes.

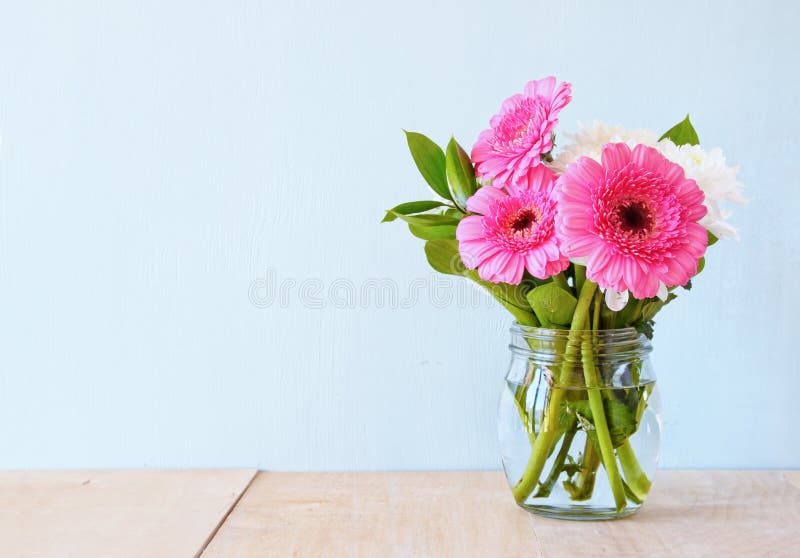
[0,0,797,470]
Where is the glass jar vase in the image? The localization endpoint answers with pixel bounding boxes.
[498,324,661,520]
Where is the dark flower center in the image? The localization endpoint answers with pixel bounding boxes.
[615,200,654,237]
[511,208,539,232]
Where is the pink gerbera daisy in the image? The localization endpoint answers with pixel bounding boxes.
[456,166,569,285]
[556,143,708,300]
[471,76,572,188]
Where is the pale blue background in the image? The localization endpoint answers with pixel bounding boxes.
[0,0,797,470]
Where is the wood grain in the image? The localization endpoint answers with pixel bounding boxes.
[201,471,536,557]
[0,469,256,558]
[532,470,800,558]
[204,470,800,558]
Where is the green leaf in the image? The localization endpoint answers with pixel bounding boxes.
[404,131,451,200]
[445,137,477,212]
[467,270,530,308]
[465,271,538,325]
[640,300,665,323]
[615,297,642,327]
[603,399,637,447]
[622,480,644,505]
[408,223,457,240]
[424,239,463,275]
[382,200,447,223]
[493,296,538,326]
[635,320,655,340]
[558,402,578,431]
[526,282,578,326]
[423,239,538,325]
[691,231,716,277]
[562,459,582,478]
[569,399,636,448]
[659,115,699,146]
[639,293,677,323]
[388,213,460,227]
[696,256,705,274]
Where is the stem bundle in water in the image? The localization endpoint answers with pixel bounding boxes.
[511,279,652,510]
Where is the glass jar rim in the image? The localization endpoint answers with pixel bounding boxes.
[511,323,640,337]
[509,322,652,361]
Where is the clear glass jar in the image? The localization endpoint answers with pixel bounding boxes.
[498,325,662,520]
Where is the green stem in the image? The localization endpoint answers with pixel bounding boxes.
[613,297,643,328]
[512,385,535,446]
[566,437,601,501]
[574,265,586,295]
[581,328,627,512]
[563,296,604,503]
[620,298,644,327]
[564,289,620,505]
[534,427,577,498]
[617,376,653,501]
[617,440,651,500]
[512,279,598,504]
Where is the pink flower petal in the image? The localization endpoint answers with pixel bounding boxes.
[600,143,633,172]
[455,215,485,241]
[459,168,567,285]
[465,186,506,214]
[471,77,572,188]
[523,76,556,98]
[556,142,708,299]
[459,239,501,269]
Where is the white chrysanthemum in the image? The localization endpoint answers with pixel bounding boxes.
[549,121,659,174]
[656,140,748,239]
[550,121,748,240]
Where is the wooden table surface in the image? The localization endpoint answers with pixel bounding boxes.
[0,469,257,558]
[0,470,797,557]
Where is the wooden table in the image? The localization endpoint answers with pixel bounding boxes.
[0,469,257,557]
[0,470,797,557]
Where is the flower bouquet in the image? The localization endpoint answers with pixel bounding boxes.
[383,77,746,519]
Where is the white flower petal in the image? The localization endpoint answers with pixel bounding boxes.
[656,282,668,302]
[549,121,659,174]
[604,288,629,311]
[656,140,747,239]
